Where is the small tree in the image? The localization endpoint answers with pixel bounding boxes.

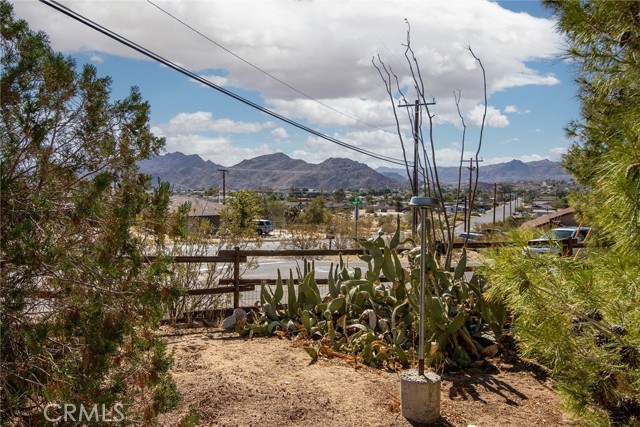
[218,189,263,245]
[298,197,329,225]
[373,22,488,267]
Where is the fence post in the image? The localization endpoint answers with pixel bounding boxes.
[561,238,576,257]
[234,246,240,308]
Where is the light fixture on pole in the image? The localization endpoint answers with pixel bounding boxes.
[408,196,440,375]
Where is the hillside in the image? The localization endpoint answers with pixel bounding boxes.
[139,152,404,191]
[377,159,572,184]
[139,152,573,190]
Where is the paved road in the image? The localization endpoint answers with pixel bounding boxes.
[455,197,522,235]
[242,256,370,280]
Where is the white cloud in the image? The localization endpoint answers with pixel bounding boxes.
[493,73,560,92]
[12,0,572,168]
[550,146,567,160]
[160,112,265,135]
[468,105,509,128]
[271,127,289,138]
[89,54,103,64]
[200,74,230,87]
[160,133,272,166]
[14,0,563,129]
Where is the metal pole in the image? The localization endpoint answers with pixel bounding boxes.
[467,157,473,234]
[418,206,426,376]
[233,246,240,308]
[509,191,513,216]
[502,192,506,221]
[409,196,439,377]
[355,204,359,240]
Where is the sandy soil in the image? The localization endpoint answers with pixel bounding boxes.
[157,328,575,427]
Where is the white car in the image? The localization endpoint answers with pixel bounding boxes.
[254,219,273,236]
[525,226,592,257]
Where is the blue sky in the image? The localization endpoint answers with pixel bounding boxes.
[12,0,579,169]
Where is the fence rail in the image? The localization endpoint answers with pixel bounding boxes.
[5,240,585,306]
[170,242,519,308]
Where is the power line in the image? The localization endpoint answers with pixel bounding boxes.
[146,0,391,134]
[39,0,409,166]
[228,168,309,174]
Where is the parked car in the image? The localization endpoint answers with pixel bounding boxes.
[254,219,273,236]
[525,226,592,257]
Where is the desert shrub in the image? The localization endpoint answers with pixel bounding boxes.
[1,4,180,423]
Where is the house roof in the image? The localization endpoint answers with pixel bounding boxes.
[170,195,223,216]
[520,207,575,229]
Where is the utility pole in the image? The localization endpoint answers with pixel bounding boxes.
[398,98,436,236]
[502,190,506,221]
[465,157,483,234]
[509,191,513,216]
[463,195,467,232]
[493,183,497,225]
[218,168,229,204]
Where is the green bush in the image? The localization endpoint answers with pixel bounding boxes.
[484,232,640,426]
[1,3,180,423]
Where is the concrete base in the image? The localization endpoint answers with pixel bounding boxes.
[400,369,441,424]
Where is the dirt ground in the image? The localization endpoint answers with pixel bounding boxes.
[157,328,575,427]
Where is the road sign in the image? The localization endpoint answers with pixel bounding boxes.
[349,197,363,206]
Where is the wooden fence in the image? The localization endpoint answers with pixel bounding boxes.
[166,242,502,309]
[1,239,582,306]
[165,238,586,308]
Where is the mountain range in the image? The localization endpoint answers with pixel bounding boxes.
[138,152,572,191]
[377,159,572,184]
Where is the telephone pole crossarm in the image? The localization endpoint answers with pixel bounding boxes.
[397,98,436,236]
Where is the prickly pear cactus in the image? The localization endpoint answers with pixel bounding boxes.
[241,216,506,370]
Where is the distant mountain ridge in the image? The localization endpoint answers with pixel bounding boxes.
[377,159,572,184]
[138,152,572,190]
[138,152,403,190]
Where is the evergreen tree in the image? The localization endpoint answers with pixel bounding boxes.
[548,0,640,251]
[1,2,180,423]
[486,2,640,426]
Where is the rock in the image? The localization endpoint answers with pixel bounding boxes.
[222,313,236,330]
[233,308,247,321]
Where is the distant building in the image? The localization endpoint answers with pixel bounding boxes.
[520,207,577,229]
[170,195,223,232]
